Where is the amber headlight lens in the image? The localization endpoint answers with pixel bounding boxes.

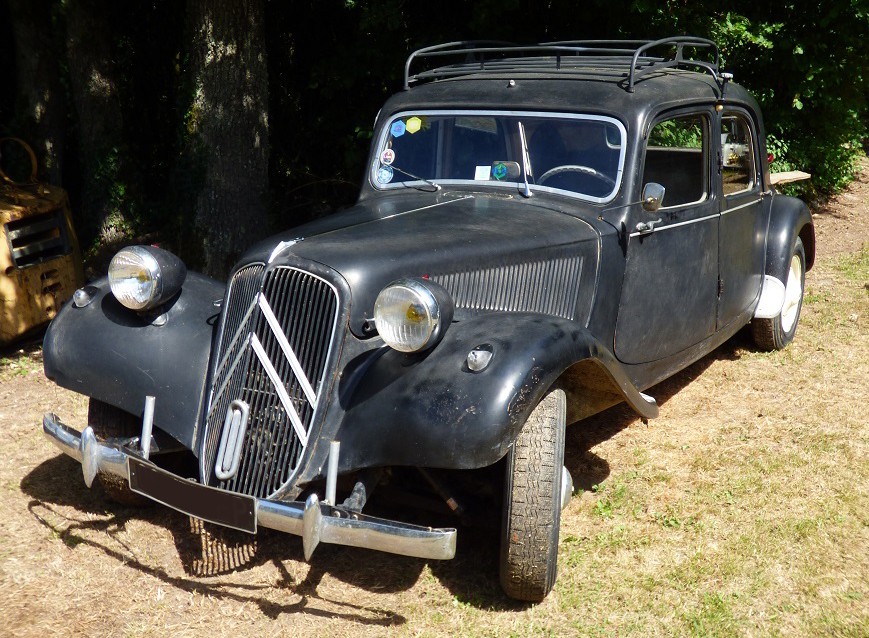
[374,278,453,352]
[108,245,186,311]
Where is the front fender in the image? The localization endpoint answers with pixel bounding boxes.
[43,273,223,451]
[336,312,657,471]
[767,194,815,283]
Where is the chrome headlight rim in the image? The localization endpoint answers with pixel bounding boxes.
[108,245,186,312]
[374,278,453,353]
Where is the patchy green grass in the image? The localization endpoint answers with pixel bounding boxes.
[0,250,865,637]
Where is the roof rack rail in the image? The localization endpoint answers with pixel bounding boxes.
[403,37,721,92]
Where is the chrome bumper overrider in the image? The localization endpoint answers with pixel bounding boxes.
[42,413,457,561]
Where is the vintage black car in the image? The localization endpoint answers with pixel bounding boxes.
[42,38,814,602]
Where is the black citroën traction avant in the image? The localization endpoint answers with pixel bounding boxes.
[42,38,814,601]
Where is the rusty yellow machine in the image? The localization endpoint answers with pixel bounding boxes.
[0,138,83,346]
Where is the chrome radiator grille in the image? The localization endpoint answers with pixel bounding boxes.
[200,264,340,499]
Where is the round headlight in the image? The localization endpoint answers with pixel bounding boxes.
[108,245,187,311]
[374,278,453,352]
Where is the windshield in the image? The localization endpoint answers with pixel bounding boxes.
[372,110,626,202]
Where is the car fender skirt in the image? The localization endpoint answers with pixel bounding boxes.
[767,195,814,283]
[43,273,223,451]
[337,313,657,471]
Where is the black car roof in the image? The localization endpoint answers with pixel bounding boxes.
[381,39,760,124]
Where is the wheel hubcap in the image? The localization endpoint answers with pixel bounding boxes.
[781,254,803,333]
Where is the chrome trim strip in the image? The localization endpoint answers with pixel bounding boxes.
[43,413,457,561]
[629,211,719,238]
[372,195,474,223]
[249,334,309,446]
[721,198,761,215]
[629,199,762,238]
[257,293,318,408]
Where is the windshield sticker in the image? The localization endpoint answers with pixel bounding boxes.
[406,116,422,134]
[376,165,394,184]
[390,120,406,137]
[474,165,492,181]
[492,163,508,180]
[380,148,395,165]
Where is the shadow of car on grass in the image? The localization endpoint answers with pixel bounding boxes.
[20,336,748,614]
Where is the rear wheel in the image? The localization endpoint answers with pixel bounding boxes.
[752,237,806,351]
[87,399,148,505]
[499,388,566,602]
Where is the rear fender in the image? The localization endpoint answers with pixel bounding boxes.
[336,313,657,471]
[43,273,223,451]
[767,195,815,284]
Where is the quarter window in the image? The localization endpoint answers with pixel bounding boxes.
[721,114,757,195]
[643,114,708,208]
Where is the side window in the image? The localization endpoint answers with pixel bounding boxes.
[721,113,757,195]
[643,114,708,208]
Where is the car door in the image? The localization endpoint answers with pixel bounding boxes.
[716,109,768,328]
[614,108,719,364]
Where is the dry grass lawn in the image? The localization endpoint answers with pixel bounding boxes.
[1,165,867,637]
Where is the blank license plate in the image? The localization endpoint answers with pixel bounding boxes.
[128,457,256,533]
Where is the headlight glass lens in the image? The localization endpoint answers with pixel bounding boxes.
[374,280,440,352]
[108,246,162,310]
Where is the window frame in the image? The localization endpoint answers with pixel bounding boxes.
[371,109,628,204]
[720,110,760,198]
[641,110,712,211]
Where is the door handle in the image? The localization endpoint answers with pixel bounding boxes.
[635,218,662,235]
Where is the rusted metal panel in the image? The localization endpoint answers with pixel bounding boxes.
[0,138,84,345]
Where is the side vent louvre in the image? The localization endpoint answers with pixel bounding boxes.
[432,256,584,320]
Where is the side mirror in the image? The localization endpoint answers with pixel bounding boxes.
[642,182,665,212]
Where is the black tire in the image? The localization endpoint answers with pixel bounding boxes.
[752,237,806,351]
[87,399,148,506]
[499,388,566,602]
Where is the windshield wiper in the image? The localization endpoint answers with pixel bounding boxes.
[390,165,441,192]
[517,121,533,198]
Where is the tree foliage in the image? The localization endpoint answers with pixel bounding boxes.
[0,0,866,274]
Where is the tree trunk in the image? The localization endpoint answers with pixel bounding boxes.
[7,0,66,184]
[183,0,270,279]
[65,0,133,245]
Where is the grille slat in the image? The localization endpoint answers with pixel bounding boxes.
[201,265,340,500]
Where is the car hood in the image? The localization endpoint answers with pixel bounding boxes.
[240,191,601,335]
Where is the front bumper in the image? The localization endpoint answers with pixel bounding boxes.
[43,413,457,561]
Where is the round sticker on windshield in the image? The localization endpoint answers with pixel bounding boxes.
[380,148,395,165]
[492,163,508,180]
[390,120,406,137]
[377,165,394,184]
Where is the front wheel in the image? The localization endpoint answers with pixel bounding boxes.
[499,388,567,602]
[752,237,806,351]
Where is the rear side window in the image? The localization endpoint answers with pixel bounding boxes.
[643,114,708,208]
[721,113,757,195]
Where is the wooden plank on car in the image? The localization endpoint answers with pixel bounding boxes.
[770,170,811,186]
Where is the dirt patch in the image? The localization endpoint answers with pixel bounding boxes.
[1,167,867,637]
[812,155,869,256]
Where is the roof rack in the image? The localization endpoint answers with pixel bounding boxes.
[403,37,721,92]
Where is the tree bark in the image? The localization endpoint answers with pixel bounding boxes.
[183,0,270,279]
[65,0,132,244]
[7,0,66,184]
